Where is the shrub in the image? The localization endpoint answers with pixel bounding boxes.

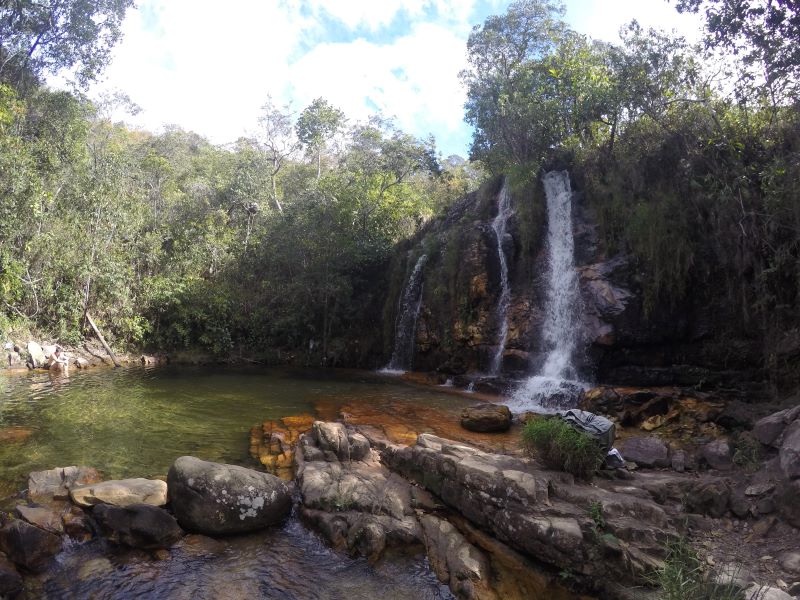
[522,417,605,479]
[655,537,741,600]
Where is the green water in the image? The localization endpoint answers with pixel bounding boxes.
[0,365,471,497]
[0,366,476,599]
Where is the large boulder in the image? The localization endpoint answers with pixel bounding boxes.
[779,420,800,480]
[0,520,61,572]
[69,478,167,508]
[752,405,800,447]
[167,456,292,535]
[460,403,512,433]
[702,439,733,471]
[26,342,46,368]
[93,504,183,550]
[618,436,670,468]
[28,466,103,502]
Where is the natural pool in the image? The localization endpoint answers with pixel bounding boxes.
[0,365,491,496]
[0,365,501,599]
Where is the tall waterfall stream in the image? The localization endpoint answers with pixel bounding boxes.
[489,180,513,375]
[510,171,587,411]
[383,254,428,373]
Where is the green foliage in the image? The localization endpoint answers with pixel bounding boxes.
[654,537,741,600]
[0,0,134,88]
[522,417,605,479]
[588,501,605,531]
[674,0,800,99]
[732,432,762,472]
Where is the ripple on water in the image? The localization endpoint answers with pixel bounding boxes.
[42,520,453,600]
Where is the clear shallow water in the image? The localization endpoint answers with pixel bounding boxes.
[0,365,475,599]
[39,520,451,600]
[0,365,475,496]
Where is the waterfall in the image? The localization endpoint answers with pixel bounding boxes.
[489,180,512,375]
[510,171,586,412]
[382,254,428,373]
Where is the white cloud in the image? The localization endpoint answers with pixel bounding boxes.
[80,0,709,158]
[286,22,468,142]
[565,0,704,44]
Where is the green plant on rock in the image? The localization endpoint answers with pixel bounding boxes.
[588,500,605,532]
[732,432,762,472]
[654,537,741,600]
[522,417,605,480]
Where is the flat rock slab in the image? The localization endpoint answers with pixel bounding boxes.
[70,478,167,507]
[28,466,103,501]
[167,456,293,535]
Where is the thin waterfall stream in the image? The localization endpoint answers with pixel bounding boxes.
[510,170,587,411]
[489,180,512,375]
[382,254,428,373]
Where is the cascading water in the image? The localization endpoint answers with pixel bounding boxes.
[510,170,587,412]
[489,180,512,375]
[382,254,428,373]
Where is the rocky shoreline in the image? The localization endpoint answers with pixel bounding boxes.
[2,392,799,599]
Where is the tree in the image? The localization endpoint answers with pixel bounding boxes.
[254,97,299,213]
[295,97,344,179]
[673,0,800,100]
[0,0,134,89]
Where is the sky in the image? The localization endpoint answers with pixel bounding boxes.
[86,0,704,158]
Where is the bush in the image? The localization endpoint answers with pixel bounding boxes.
[655,537,741,600]
[522,417,605,479]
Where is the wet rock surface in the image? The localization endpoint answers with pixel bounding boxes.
[27,466,103,502]
[0,519,62,573]
[93,503,183,550]
[382,432,676,592]
[69,478,168,508]
[460,403,512,433]
[167,456,293,535]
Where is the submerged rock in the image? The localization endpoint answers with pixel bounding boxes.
[460,404,512,433]
[0,520,61,572]
[0,427,34,444]
[167,456,293,535]
[93,503,183,550]
[70,478,167,508]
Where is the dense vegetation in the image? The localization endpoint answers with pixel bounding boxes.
[0,3,481,358]
[462,0,799,386]
[1,0,798,373]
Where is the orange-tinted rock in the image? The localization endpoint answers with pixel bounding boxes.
[249,413,315,479]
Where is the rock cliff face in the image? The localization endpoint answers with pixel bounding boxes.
[377,171,793,395]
